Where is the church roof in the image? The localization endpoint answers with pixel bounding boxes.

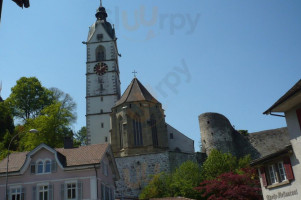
[114,78,159,107]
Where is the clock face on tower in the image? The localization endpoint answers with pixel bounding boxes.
[94,63,108,75]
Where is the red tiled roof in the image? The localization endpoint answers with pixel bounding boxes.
[56,143,109,167]
[0,151,28,173]
[114,78,159,107]
[0,143,110,173]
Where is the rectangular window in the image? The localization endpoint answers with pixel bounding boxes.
[101,123,104,128]
[67,183,76,200]
[170,133,174,139]
[261,157,295,187]
[10,187,24,200]
[102,162,108,176]
[38,185,48,200]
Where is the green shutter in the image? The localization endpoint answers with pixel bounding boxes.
[21,187,26,200]
[32,186,36,200]
[78,181,83,200]
[61,183,65,200]
[51,160,57,173]
[49,184,53,200]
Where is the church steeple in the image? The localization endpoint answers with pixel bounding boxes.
[95,6,108,21]
[85,2,121,145]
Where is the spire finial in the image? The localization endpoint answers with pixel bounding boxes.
[132,70,138,78]
[100,0,103,7]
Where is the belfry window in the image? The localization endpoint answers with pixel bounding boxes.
[133,117,143,146]
[95,45,105,61]
[150,116,158,147]
[119,118,123,149]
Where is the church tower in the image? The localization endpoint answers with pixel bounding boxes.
[85,4,121,145]
[111,78,169,157]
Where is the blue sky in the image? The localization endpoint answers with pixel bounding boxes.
[0,0,300,151]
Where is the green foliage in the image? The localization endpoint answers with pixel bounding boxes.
[201,149,251,181]
[139,161,203,200]
[139,173,172,199]
[0,100,14,139]
[19,102,75,150]
[170,161,203,199]
[6,77,53,120]
[74,126,87,146]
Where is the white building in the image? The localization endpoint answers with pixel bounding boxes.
[84,6,121,145]
[252,79,301,200]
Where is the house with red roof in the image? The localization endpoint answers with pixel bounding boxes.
[0,142,119,200]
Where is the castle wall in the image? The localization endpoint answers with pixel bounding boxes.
[198,112,236,156]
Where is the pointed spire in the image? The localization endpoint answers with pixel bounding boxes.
[100,0,103,7]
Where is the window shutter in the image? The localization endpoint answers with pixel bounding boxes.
[260,167,267,187]
[7,189,10,200]
[49,184,53,200]
[51,160,57,173]
[61,183,65,200]
[30,162,36,174]
[32,186,36,200]
[21,187,26,200]
[78,181,83,200]
[296,108,301,130]
[283,156,294,180]
[101,184,105,200]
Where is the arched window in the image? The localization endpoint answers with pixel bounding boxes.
[150,115,158,147]
[133,116,143,146]
[37,161,44,174]
[119,117,123,149]
[45,160,51,173]
[95,45,105,61]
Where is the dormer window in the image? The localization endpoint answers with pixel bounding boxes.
[31,159,57,174]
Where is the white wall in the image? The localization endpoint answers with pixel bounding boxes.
[167,124,194,153]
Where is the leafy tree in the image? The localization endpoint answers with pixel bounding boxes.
[139,161,203,200]
[201,149,251,181]
[6,77,53,120]
[170,161,203,199]
[74,126,87,146]
[196,168,262,200]
[0,100,14,139]
[139,173,172,199]
[19,102,75,150]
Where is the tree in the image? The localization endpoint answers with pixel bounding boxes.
[7,77,53,120]
[139,161,203,200]
[0,100,14,139]
[19,101,75,150]
[196,168,262,200]
[139,173,172,199]
[200,149,251,181]
[74,126,87,146]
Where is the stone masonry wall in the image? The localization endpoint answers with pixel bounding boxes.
[115,152,170,199]
[115,151,197,199]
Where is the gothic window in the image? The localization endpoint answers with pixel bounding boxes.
[119,117,123,149]
[133,116,143,146]
[95,45,105,61]
[150,116,158,147]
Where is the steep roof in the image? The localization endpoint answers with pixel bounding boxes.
[0,143,110,173]
[56,143,109,167]
[0,152,28,173]
[264,79,301,114]
[114,78,159,107]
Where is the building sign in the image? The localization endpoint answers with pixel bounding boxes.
[266,189,298,200]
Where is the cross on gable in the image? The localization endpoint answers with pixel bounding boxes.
[132,70,138,78]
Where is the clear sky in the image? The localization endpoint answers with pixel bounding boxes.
[0,0,300,151]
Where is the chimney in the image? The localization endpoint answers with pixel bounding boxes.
[64,136,73,149]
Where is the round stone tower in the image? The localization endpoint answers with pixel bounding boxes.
[198,112,236,156]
